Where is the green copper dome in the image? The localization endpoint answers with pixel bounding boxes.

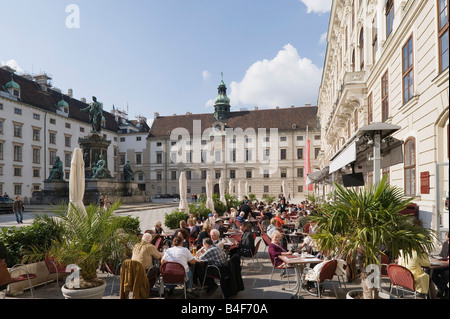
[213,73,231,121]
[5,79,20,90]
[57,97,69,108]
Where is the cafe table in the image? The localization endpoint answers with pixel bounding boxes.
[279,254,322,299]
[426,255,449,299]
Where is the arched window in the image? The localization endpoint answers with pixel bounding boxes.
[359,28,364,69]
[404,137,416,196]
[351,49,356,72]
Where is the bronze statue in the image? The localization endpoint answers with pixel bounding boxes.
[81,96,103,133]
[123,160,134,181]
[48,156,64,180]
[92,154,107,179]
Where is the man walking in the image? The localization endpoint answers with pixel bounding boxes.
[13,196,24,224]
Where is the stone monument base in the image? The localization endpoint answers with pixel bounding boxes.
[31,179,146,205]
[30,180,69,205]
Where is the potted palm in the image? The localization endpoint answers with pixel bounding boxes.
[49,201,138,299]
[310,176,436,299]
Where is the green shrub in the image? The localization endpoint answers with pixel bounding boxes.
[164,210,189,229]
[111,214,141,235]
[0,214,63,267]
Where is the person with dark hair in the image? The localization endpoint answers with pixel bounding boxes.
[194,237,228,292]
[230,222,255,258]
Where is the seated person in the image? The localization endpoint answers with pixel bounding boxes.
[195,221,212,247]
[213,218,227,238]
[236,212,245,223]
[302,256,332,291]
[230,222,255,258]
[194,238,228,292]
[398,249,432,295]
[187,218,200,238]
[209,229,224,250]
[131,233,162,290]
[154,221,164,235]
[161,235,197,296]
[432,232,449,298]
[268,230,292,277]
[274,212,286,229]
[266,217,278,238]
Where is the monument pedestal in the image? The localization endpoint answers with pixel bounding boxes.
[83,179,146,205]
[31,180,69,205]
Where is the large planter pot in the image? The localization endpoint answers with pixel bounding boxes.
[346,289,393,299]
[61,280,106,299]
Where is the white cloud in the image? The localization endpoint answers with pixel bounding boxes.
[225,44,322,109]
[1,59,25,74]
[319,32,328,44]
[202,70,211,80]
[299,0,332,14]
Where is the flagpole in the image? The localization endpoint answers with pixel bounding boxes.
[306,125,309,198]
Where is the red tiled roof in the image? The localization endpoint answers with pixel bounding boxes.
[149,106,319,138]
[0,67,121,132]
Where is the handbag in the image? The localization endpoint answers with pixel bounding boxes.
[0,259,12,287]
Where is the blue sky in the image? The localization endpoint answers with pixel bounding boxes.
[1,0,331,123]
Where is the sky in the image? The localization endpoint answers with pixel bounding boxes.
[0,0,332,125]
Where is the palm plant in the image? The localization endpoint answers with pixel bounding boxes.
[310,176,436,299]
[49,201,138,289]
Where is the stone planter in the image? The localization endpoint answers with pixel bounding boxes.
[61,280,106,299]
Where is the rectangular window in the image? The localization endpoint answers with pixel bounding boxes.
[280,149,287,160]
[215,170,221,179]
[33,169,40,178]
[156,153,162,164]
[381,70,389,122]
[156,171,162,180]
[14,145,22,162]
[297,148,303,160]
[386,0,394,38]
[14,108,22,115]
[14,124,22,138]
[438,0,449,72]
[246,170,252,179]
[201,170,207,179]
[171,171,177,180]
[33,148,40,164]
[263,169,270,178]
[368,92,373,124]
[65,135,71,147]
[297,167,304,178]
[33,129,40,141]
[230,170,236,179]
[136,153,142,165]
[264,186,269,193]
[280,169,287,178]
[402,36,414,104]
[186,171,192,180]
[404,138,416,196]
[49,132,56,144]
[14,167,22,176]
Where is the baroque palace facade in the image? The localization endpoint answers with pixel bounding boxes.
[0,66,150,201]
[146,78,321,200]
[317,0,449,233]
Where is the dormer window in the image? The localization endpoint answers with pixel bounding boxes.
[5,76,21,99]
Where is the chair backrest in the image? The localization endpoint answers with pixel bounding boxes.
[319,260,338,283]
[380,254,390,276]
[261,233,271,247]
[155,237,163,250]
[160,262,186,284]
[387,264,415,291]
[45,255,68,274]
[304,223,311,233]
[253,239,262,257]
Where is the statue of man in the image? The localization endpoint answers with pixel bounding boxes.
[48,156,64,180]
[123,160,134,181]
[92,154,107,179]
[81,96,103,133]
